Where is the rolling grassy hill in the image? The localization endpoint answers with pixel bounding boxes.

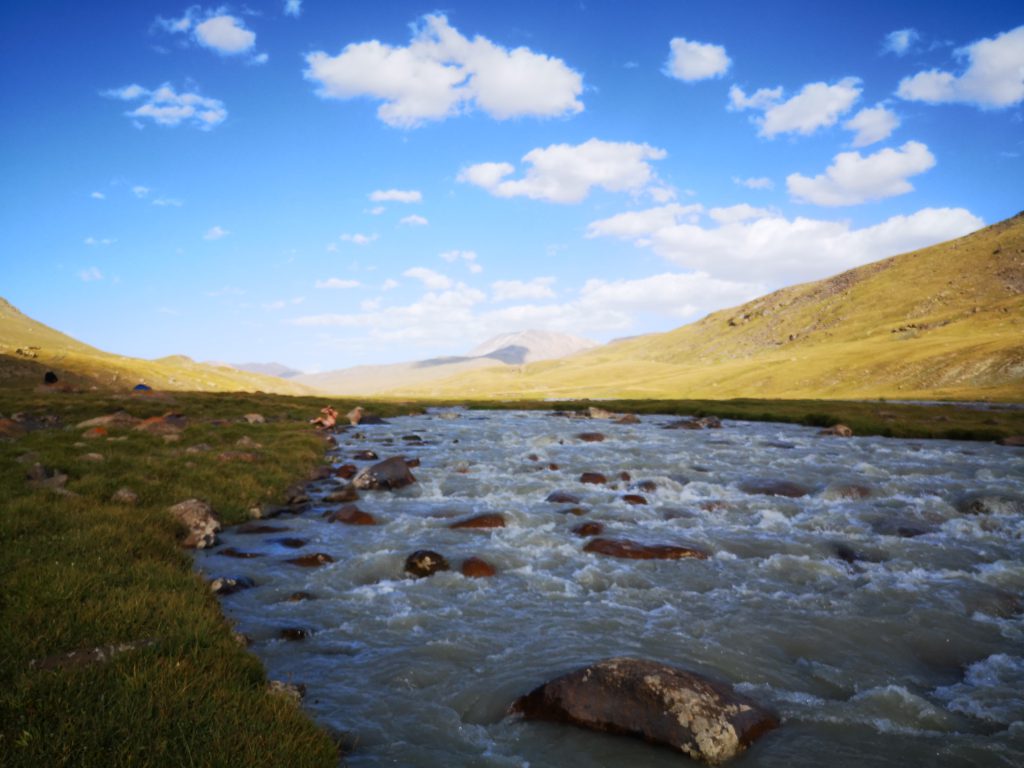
[0,298,314,395]
[386,212,1024,402]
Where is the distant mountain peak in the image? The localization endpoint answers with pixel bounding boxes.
[469,329,598,363]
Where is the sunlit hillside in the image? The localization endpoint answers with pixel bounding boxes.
[0,298,314,395]
[387,212,1024,402]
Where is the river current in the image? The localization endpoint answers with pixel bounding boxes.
[195,410,1024,767]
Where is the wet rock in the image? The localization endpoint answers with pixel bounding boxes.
[622,494,648,506]
[450,513,506,529]
[559,507,589,516]
[335,464,358,479]
[353,456,417,490]
[325,504,377,525]
[404,550,450,578]
[167,499,221,549]
[587,407,614,419]
[237,522,289,534]
[346,406,388,425]
[111,487,138,505]
[286,552,335,567]
[572,522,605,537]
[272,537,308,549]
[406,457,421,468]
[210,576,254,595]
[664,416,721,430]
[279,628,308,642]
[268,680,306,702]
[584,538,709,560]
[630,480,658,493]
[997,435,1024,447]
[579,472,607,485]
[822,483,872,500]
[217,547,262,559]
[547,463,560,471]
[577,432,606,442]
[401,434,423,442]
[353,450,379,461]
[242,413,265,424]
[287,591,315,602]
[461,557,497,578]
[526,453,540,462]
[325,485,360,503]
[510,657,778,764]
[76,411,140,430]
[546,490,581,504]
[957,494,1024,516]
[739,479,811,498]
[615,414,640,425]
[818,423,853,437]
[619,471,632,482]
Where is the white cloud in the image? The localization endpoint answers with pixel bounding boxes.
[104,83,227,129]
[400,214,429,226]
[786,141,936,206]
[303,13,584,127]
[585,203,703,240]
[587,203,982,284]
[440,250,480,272]
[132,185,150,198]
[381,279,399,291]
[578,272,762,318]
[370,189,422,203]
[729,77,861,138]
[194,15,255,54]
[84,237,116,246]
[844,105,900,147]
[883,28,919,56]
[733,176,774,190]
[897,26,1024,108]
[79,266,103,282]
[152,197,183,207]
[315,278,361,289]
[340,233,377,245]
[90,191,105,200]
[403,267,452,290]
[491,277,556,301]
[204,225,229,240]
[708,204,774,224]
[284,0,302,18]
[368,206,386,215]
[458,138,668,204]
[665,37,731,82]
[155,10,194,34]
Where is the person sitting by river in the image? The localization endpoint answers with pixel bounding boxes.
[310,405,338,429]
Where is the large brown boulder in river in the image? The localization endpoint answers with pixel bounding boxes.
[510,658,778,765]
[353,456,416,490]
[584,538,708,560]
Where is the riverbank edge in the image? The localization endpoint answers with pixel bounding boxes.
[1,390,1021,767]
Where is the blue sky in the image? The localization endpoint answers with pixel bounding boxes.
[2,1,1021,370]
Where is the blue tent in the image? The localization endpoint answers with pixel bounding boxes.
[133,383,152,391]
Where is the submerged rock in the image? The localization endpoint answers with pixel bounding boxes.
[167,499,221,549]
[579,472,607,485]
[576,432,606,443]
[209,576,254,596]
[461,557,497,578]
[404,550,450,578]
[584,538,709,560]
[450,513,506,529]
[286,552,335,567]
[818,424,853,437]
[546,490,581,505]
[325,504,377,525]
[572,522,605,537]
[510,657,778,765]
[325,485,360,503]
[739,479,811,498]
[353,456,417,490]
[956,494,1024,516]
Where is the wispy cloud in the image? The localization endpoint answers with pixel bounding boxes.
[400,214,429,226]
[204,225,229,240]
[370,189,422,203]
[340,233,377,245]
[315,278,361,289]
[90,191,106,200]
[79,266,103,282]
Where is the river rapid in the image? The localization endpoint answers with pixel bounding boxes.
[195,410,1024,767]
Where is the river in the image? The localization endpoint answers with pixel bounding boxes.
[195,410,1024,767]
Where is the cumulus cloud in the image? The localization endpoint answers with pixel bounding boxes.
[883,28,919,56]
[708,204,774,224]
[303,13,584,127]
[315,278,361,289]
[400,214,429,226]
[204,225,229,240]
[194,14,255,54]
[897,26,1024,108]
[104,83,227,129]
[403,267,452,290]
[587,203,982,284]
[733,176,774,190]
[458,139,668,204]
[284,0,302,18]
[665,37,731,81]
[577,272,762,319]
[844,105,900,147]
[440,250,480,272]
[340,233,377,245]
[786,141,936,206]
[370,189,422,203]
[491,277,556,301]
[729,77,861,138]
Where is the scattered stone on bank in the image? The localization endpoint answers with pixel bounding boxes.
[461,557,497,578]
[353,456,417,490]
[209,576,254,596]
[584,538,709,560]
[325,504,377,525]
[546,490,581,505]
[26,463,69,492]
[998,435,1024,446]
[0,418,28,439]
[235,436,262,449]
[577,432,606,442]
[286,552,335,567]
[185,443,212,454]
[738,479,811,498]
[404,550,450,578]
[82,427,107,439]
[81,452,104,462]
[242,413,265,424]
[580,472,607,485]
[29,639,157,672]
[664,416,722,430]
[111,487,139,505]
[450,513,506,529]
[134,412,188,435]
[509,657,779,765]
[572,522,605,537]
[268,680,306,702]
[76,411,141,430]
[167,499,221,549]
[216,451,259,463]
[818,423,853,437]
[587,407,614,419]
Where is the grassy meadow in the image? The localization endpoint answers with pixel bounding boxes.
[1,386,1021,768]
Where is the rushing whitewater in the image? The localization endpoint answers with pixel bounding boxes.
[196,410,1024,767]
